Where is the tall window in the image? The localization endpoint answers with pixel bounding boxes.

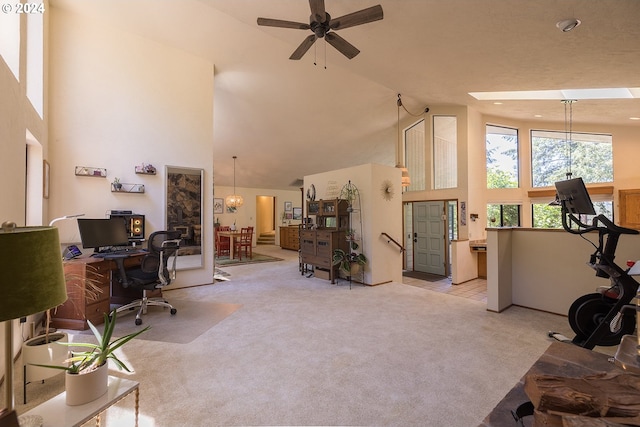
[531,130,613,187]
[433,116,457,189]
[532,200,613,229]
[405,120,425,191]
[486,125,518,188]
[487,204,520,227]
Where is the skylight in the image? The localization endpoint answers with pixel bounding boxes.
[469,88,640,101]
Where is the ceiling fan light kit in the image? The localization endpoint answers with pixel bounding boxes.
[257,0,383,60]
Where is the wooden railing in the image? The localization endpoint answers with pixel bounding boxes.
[380,232,405,253]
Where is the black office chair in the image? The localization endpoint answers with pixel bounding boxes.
[116,231,181,325]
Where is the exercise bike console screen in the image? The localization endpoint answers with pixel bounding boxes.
[77,217,129,253]
[554,177,596,216]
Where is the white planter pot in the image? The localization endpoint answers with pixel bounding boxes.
[65,362,109,406]
[23,332,68,383]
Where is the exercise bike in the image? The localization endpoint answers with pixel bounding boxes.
[550,177,639,350]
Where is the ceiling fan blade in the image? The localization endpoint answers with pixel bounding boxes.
[257,17,310,30]
[325,32,360,59]
[290,34,317,60]
[309,0,327,23]
[329,5,383,30]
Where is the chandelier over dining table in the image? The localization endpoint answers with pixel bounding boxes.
[225,155,244,208]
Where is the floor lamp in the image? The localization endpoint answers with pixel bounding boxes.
[0,223,67,425]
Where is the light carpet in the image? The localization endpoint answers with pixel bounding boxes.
[9,245,614,426]
[78,299,242,344]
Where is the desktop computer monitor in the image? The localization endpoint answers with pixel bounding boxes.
[554,177,596,215]
[77,217,129,252]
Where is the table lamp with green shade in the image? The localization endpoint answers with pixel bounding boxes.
[0,222,67,424]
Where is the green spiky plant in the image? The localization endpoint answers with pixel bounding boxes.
[33,308,149,374]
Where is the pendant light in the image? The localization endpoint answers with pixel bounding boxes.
[395,94,411,188]
[225,156,244,208]
[562,99,576,180]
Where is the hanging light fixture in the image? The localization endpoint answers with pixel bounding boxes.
[225,156,244,208]
[395,94,411,188]
[562,99,577,180]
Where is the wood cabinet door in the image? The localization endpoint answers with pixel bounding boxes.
[619,189,640,230]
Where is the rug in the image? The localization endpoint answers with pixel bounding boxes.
[402,270,448,282]
[215,252,283,267]
[77,299,241,344]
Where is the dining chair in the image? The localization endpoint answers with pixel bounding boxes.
[216,226,231,257]
[234,227,253,260]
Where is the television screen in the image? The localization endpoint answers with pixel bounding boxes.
[554,177,596,215]
[77,218,129,251]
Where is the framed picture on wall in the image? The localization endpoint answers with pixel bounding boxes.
[214,198,224,214]
[293,207,302,220]
[284,201,293,212]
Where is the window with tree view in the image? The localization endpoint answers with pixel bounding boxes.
[487,204,520,227]
[531,130,612,187]
[486,125,518,188]
[532,200,613,229]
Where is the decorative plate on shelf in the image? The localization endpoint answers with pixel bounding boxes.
[306,184,316,201]
[381,180,394,201]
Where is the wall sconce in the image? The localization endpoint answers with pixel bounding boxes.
[470,213,479,221]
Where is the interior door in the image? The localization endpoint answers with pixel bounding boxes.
[413,201,445,276]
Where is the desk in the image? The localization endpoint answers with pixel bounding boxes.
[53,253,147,330]
[217,230,242,259]
[21,376,139,427]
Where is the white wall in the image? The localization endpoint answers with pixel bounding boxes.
[48,6,215,288]
[305,163,403,286]
[488,227,640,315]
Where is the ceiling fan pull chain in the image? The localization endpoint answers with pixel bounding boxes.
[324,38,327,69]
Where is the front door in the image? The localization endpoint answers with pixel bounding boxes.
[413,201,445,276]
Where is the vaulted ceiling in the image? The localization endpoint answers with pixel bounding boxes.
[51,0,640,190]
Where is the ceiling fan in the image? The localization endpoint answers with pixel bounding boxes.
[257,0,383,60]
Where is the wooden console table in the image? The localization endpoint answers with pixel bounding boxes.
[20,376,139,427]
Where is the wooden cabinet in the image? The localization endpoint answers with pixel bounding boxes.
[53,258,111,330]
[280,225,300,250]
[301,198,350,283]
[52,255,145,330]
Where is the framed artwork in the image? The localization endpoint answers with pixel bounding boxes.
[43,160,50,199]
[293,207,302,220]
[214,198,224,214]
[284,201,293,212]
[285,212,293,220]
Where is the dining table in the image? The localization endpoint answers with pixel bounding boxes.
[217,230,242,259]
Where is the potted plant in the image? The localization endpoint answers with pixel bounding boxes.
[32,308,149,405]
[332,248,367,276]
[22,266,104,403]
[112,177,123,191]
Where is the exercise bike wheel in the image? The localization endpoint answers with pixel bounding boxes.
[568,293,635,347]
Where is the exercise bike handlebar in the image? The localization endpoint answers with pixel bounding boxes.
[561,209,639,237]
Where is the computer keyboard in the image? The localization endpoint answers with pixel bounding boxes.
[92,248,147,257]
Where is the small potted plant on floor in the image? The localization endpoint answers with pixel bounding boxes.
[32,308,149,405]
[333,248,367,276]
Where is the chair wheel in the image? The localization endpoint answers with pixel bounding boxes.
[135,318,142,326]
[170,308,177,315]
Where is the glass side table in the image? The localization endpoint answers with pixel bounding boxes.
[20,376,139,427]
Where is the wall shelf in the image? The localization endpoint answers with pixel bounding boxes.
[134,164,157,175]
[112,183,145,193]
[75,166,107,177]
[527,185,614,198]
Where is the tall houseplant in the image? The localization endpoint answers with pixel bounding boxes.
[33,308,149,405]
